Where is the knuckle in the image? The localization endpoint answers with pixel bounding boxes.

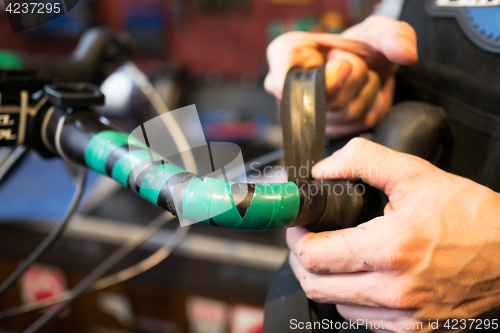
[401,160,420,178]
[300,252,316,272]
[298,244,320,273]
[342,54,367,75]
[383,245,401,271]
[290,47,314,65]
[346,137,371,159]
[301,279,321,301]
[267,31,305,55]
[398,155,433,181]
[381,235,414,271]
[387,285,418,309]
[289,46,304,58]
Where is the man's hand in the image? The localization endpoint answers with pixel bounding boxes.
[265,16,418,140]
[287,138,500,332]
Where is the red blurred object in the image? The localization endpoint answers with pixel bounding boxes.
[204,121,258,141]
[0,0,353,77]
[97,0,347,78]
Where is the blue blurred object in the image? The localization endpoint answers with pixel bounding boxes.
[0,152,99,223]
[17,0,91,37]
[125,1,165,55]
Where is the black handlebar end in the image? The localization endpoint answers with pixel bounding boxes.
[305,180,382,232]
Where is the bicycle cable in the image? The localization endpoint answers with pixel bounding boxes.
[0,215,188,320]
[0,165,88,297]
[20,66,195,331]
[0,66,195,321]
[23,212,175,333]
[0,151,285,320]
[0,146,28,185]
[123,62,198,174]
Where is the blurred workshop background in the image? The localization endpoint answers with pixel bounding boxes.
[0,1,380,332]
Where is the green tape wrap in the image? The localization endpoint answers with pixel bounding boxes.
[85,131,147,175]
[112,150,152,186]
[243,183,299,230]
[182,176,212,223]
[181,177,247,229]
[139,164,185,204]
[181,179,299,230]
[204,178,246,229]
[84,130,301,230]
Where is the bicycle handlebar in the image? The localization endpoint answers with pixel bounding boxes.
[1,62,447,231]
[43,105,367,230]
[32,64,446,231]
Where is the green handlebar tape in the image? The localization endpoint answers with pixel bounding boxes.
[85,131,148,175]
[181,178,299,230]
[84,130,301,230]
[200,177,246,229]
[236,183,300,230]
[182,177,246,229]
[182,176,213,223]
[139,164,186,204]
[112,150,153,186]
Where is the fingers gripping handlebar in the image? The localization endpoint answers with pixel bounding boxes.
[280,66,447,232]
[38,68,446,231]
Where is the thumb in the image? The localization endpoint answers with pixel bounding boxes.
[311,138,433,199]
[342,15,418,66]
